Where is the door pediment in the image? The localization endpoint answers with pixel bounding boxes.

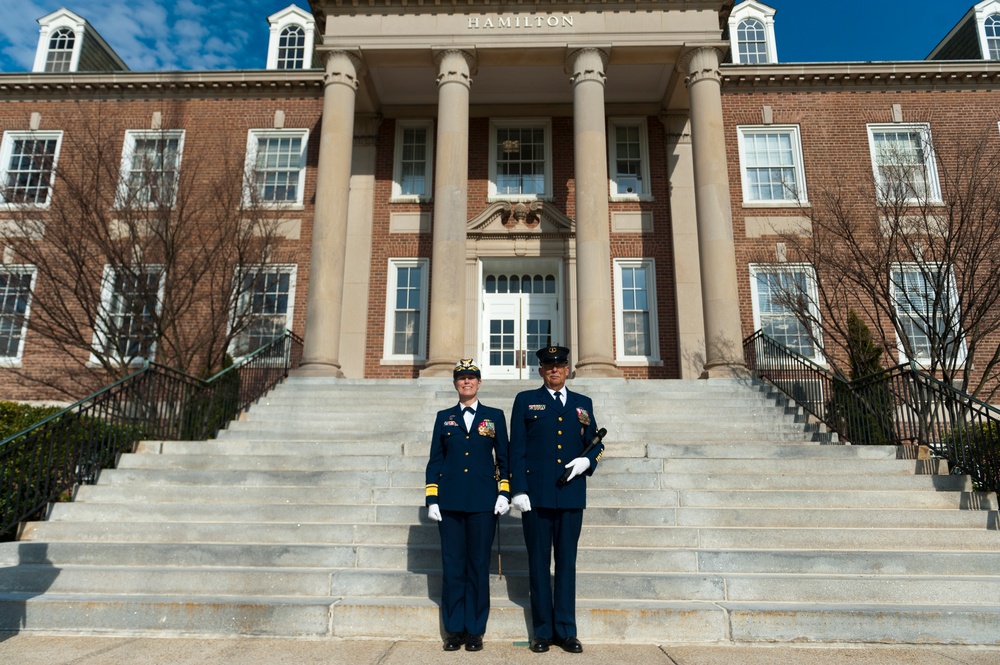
[467,201,574,237]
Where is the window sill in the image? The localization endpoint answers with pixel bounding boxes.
[380,357,427,366]
[487,195,552,203]
[742,201,811,209]
[389,196,432,204]
[616,358,664,367]
[0,359,23,368]
[610,194,654,203]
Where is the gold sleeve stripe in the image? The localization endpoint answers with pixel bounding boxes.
[425,484,439,497]
[498,479,510,492]
[595,450,603,463]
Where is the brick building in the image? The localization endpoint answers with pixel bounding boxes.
[1,1,999,400]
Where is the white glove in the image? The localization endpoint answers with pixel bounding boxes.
[494,495,510,515]
[427,504,442,522]
[563,457,591,482]
[511,493,531,513]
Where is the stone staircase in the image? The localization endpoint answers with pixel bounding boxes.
[1,377,998,644]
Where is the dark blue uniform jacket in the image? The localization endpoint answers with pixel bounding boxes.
[509,386,603,509]
[425,403,510,512]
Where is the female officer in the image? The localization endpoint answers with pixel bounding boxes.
[425,359,511,651]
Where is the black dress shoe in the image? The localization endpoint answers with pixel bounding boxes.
[529,637,550,653]
[555,636,583,653]
[465,634,483,651]
[443,633,465,651]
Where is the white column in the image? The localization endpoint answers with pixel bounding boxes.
[680,46,748,378]
[298,50,361,377]
[421,49,475,377]
[568,47,620,378]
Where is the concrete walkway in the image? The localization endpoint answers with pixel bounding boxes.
[2,635,999,665]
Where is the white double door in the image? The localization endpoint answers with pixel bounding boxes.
[481,293,560,379]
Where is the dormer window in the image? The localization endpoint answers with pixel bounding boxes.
[45,28,75,72]
[737,19,768,64]
[986,15,1000,59]
[33,8,127,73]
[727,1,778,65]
[266,5,317,70]
[277,26,306,70]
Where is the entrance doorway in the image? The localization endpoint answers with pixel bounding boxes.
[481,269,561,379]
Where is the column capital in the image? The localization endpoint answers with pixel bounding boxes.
[566,47,609,86]
[659,112,691,145]
[677,44,725,87]
[322,50,364,91]
[433,48,477,86]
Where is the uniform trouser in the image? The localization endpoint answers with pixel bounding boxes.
[438,509,495,636]
[521,507,584,640]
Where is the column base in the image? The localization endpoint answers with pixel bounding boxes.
[573,357,623,378]
[292,361,345,378]
[699,361,750,380]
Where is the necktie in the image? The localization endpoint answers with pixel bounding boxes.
[554,391,563,407]
[463,406,475,416]
[463,406,475,430]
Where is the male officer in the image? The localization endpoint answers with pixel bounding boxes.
[509,346,603,654]
[425,359,511,652]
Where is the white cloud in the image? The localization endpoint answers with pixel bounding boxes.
[0,0,301,72]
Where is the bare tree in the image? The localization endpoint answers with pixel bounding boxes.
[757,129,1000,400]
[0,104,288,398]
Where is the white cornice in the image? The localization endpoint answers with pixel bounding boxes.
[0,70,325,99]
[721,61,1000,91]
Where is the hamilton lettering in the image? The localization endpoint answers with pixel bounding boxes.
[467,15,573,30]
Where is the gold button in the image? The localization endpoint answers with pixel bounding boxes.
[557,430,562,435]
[558,445,562,449]
[464,469,468,473]
[465,452,469,456]
[557,459,562,463]
[466,435,470,439]
[558,417,563,422]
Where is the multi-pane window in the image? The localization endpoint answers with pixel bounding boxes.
[384,259,428,360]
[94,266,164,363]
[489,121,551,199]
[1,131,62,206]
[891,264,964,364]
[392,121,433,199]
[737,19,768,64]
[737,126,806,203]
[614,259,659,361]
[246,130,308,205]
[608,119,650,198]
[119,130,184,207]
[231,266,296,357]
[867,124,941,203]
[0,267,35,364]
[986,15,1000,60]
[45,27,75,72]
[277,26,306,69]
[750,265,823,363]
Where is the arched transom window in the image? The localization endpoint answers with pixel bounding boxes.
[737,18,768,64]
[45,27,75,72]
[277,25,306,70]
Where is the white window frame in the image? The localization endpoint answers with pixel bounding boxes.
[737,125,807,206]
[229,264,297,360]
[867,123,942,204]
[488,119,552,202]
[0,130,64,209]
[607,118,652,201]
[0,265,37,368]
[890,263,966,366]
[382,258,429,363]
[391,120,434,201]
[117,130,185,208]
[975,2,1000,60]
[613,258,660,364]
[749,263,825,365]
[265,5,317,70]
[244,129,309,207]
[727,0,778,65]
[90,264,166,366]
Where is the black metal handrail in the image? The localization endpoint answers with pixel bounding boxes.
[0,331,303,539]
[744,330,1000,494]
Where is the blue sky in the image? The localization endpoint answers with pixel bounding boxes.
[0,1,978,73]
